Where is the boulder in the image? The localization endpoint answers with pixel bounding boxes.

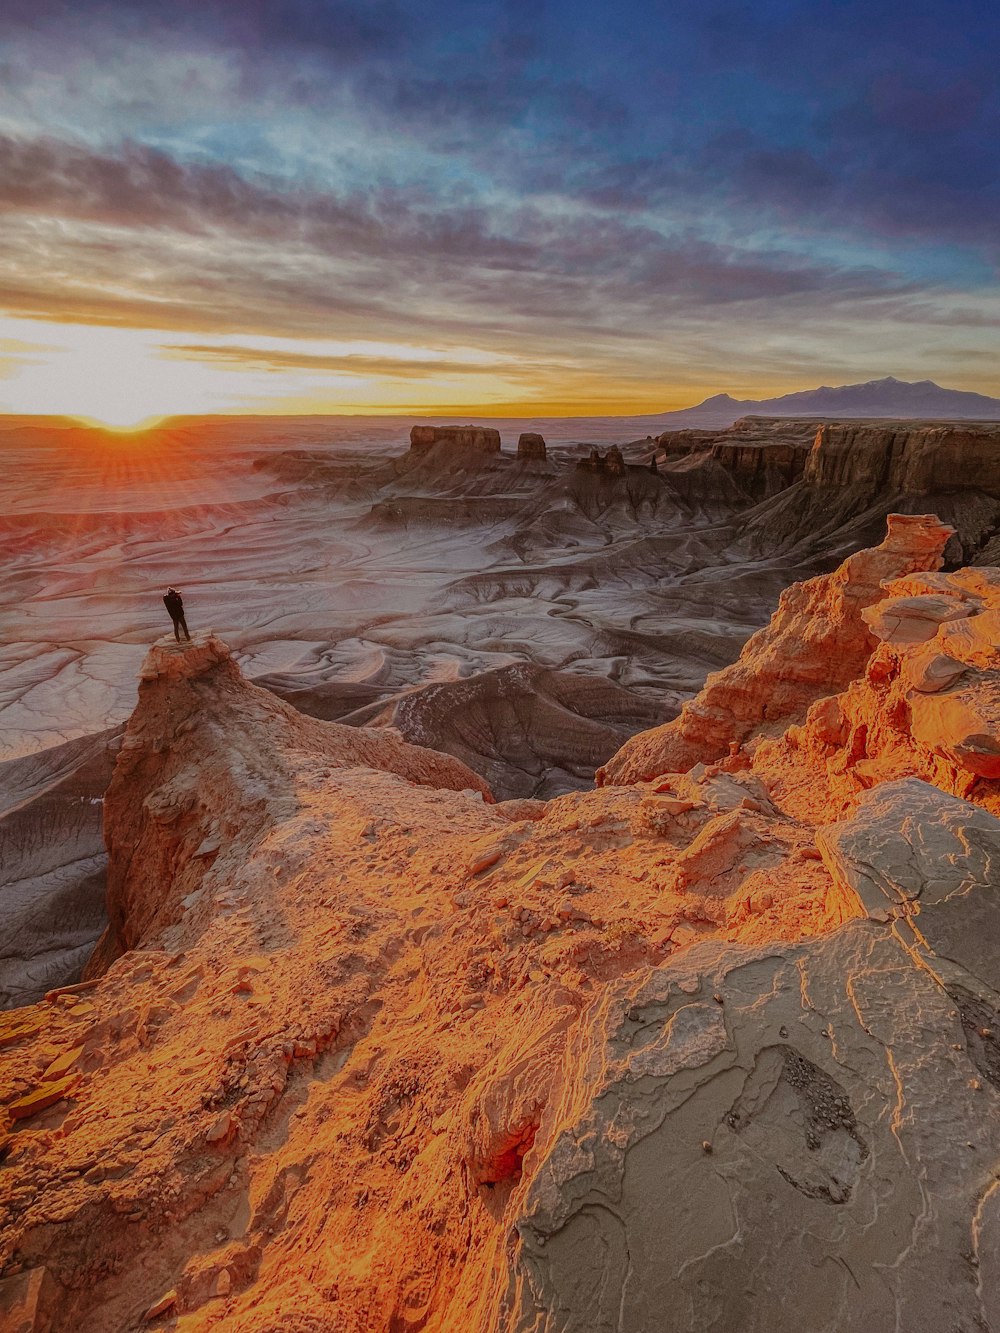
[902,646,966,693]
[861,593,971,646]
[908,680,1000,778]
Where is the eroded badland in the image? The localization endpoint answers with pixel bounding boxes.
[2,417,1000,1331]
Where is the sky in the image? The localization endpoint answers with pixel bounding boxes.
[1,0,999,424]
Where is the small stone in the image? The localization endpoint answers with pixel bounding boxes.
[144,1289,177,1321]
[42,1045,86,1081]
[213,1269,232,1298]
[469,849,503,876]
[206,1111,232,1143]
[701,1140,713,1153]
[8,1076,77,1121]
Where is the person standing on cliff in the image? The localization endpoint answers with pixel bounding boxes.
[163,587,192,643]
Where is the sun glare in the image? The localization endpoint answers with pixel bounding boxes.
[73,412,166,434]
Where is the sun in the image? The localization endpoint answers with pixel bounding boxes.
[73,412,167,434]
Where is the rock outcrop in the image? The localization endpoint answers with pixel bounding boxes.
[740,420,1000,562]
[516,433,546,461]
[512,785,1000,1332]
[751,563,1000,820]
[4,535,1000,1332]
[576,445,626,476]
[803,421,1000,495]
[83,632,491,977]
[598,514,954,785]
[657,417,815,499]
[409,424,502,455]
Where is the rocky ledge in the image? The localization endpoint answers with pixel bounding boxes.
[2,523,1000,1332]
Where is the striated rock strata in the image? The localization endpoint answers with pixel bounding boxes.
[3,537,1000,1332]
[347,662,676,799]
[741,420,1000,563]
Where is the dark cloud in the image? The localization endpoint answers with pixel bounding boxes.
[5,0,414,61]
[0,131,909,344]
[164,344,543,381]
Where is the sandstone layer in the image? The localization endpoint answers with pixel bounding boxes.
[3,522,1000,1331]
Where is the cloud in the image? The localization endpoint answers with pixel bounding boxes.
[163,343,545,382]
[1,1,999,404]
[0,131,916,355]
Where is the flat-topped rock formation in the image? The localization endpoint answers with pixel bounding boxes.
[4,529,1000,1331]
[804,420,1000,494]
[516,432,546,461]
[576,444,626,476]
[656,417,816,499]
[409,424,502,454]
[739,420,1000,562]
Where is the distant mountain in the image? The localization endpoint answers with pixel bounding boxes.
[646,377,1000,430]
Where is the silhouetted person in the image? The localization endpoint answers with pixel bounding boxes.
[163,587,191,642]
